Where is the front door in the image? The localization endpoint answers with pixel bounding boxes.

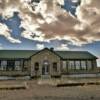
[42,60,49,75]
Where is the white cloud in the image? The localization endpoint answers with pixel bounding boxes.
[0,23,21,43]
[55,44,69,51]
[7,37,21,44]
[75,0,100,43]
[36,44,45,50]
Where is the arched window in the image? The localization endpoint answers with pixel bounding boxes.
[34,62,39,71]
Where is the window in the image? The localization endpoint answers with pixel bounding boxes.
[68,61,75,70]
[7,60,15,71]
[53,62,57,72]
[23,60,28,71]
[34,62,39,71]
[15,61,21,71]
[87,60,92,70]
[43,60,49,73]
[1,61,7,70]
[62,61,66,70]
[75,61,81,70]
[81,61,87,70]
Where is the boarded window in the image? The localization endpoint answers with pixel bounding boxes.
[34,62,39,71]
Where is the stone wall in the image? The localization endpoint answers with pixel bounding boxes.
[30,49,61,77]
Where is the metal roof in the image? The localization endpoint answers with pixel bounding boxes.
[0,50,37,59]
[56,51,97,59]
[0,49,97,59]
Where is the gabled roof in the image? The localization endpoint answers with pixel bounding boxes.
[30,48,61,58]
[0,49,97,59]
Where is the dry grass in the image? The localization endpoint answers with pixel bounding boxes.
[0,79,100,100]
[0,82,28,90]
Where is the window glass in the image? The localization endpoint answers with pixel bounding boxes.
[75,61,81,70]
[81,61,87,70]
[62,61,66,69]
[15,61,21,71]
[15,61,20,65]
[68,61,74,70]
[7,60,15,71]
[87,60,92,70]
[1,61,7,65]
[1,61,7,70]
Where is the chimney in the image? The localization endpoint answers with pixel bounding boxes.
[50,47,54,51]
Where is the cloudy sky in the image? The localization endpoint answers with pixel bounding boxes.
[0,0,100,66]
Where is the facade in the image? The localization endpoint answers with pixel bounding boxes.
[0,48,98,77]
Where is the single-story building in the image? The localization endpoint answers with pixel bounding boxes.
[0,48,98,78]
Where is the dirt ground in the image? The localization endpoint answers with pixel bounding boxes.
[0,80,100,100]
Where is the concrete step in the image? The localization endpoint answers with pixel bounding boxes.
[41,75,51,79]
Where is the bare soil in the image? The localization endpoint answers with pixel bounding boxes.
[0,80,100,100]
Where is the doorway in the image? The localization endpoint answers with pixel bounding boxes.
[42,60,50,75]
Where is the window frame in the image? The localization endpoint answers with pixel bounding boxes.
[34,62,39,71]
[75,60,81,70]
[53,62,58,72]
[81,60,87,70]
[6,60,15,71]
[68,61,75,70]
